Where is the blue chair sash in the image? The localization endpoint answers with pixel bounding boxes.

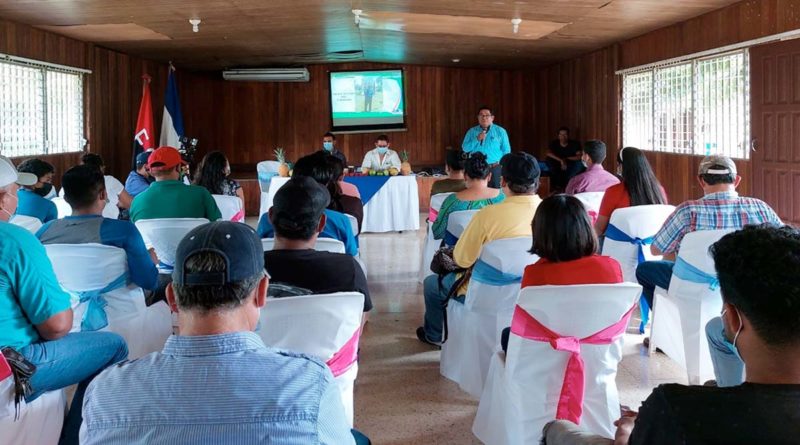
[444,230,459,247]
[605,223,657,333]
[604,224,655,264]
[471,259,522,286]
[257,172,278,190]
[76,272,129,331]
[673,256,719,290]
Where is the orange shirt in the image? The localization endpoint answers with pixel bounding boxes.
[521,254,623,288]
[598,183,667,218]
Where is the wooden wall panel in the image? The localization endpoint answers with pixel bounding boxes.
[179,63,536,173]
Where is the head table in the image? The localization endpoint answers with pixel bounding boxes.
[265,176,420,233]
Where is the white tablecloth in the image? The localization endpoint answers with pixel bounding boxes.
[265,176,420,233]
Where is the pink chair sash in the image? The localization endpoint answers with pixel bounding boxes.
[510,304,636,424]
[428,208,439,223]
[326,328,361,377]
[0,354,11,381]
[231,209,245,223]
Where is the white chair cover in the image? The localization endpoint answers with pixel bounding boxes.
[44,243,172,359]
[650,229,734,385]
[601,205,676,282]
[429,192,453,217]
[444,209,479,246]
[261,237,346,254]
[257,292,364,426]
[212,194,244,222]
[573,191,605,213]
[9,215,42,233]
[134,218,209,273]
[345,214,359,236]
[257,160,282,218]
[418,193,456,283]
[441,237,537,399]
[51,197,72,219]
[473,283,642,444]
[0,376,65,445]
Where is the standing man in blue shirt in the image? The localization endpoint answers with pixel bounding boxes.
[0,155,128,445]
[461,105,511,188]
[80,221,370,445]
[37,165,158,292]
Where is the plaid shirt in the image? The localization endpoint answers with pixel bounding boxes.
[653,190,781,254]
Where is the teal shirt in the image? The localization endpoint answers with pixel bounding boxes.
[16,189,58,223]
[129,180,222,222]
[432,191,505,240]
[0,222,71,350]
[461,124,511,164]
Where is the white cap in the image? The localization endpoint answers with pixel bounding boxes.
[0,155,38,188]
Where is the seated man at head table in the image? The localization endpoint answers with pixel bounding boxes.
[361,134,401,174]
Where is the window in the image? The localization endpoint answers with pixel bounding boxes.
[0,57,86,158]
[621,50,750,159]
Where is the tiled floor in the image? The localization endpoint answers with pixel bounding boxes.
[349,215,687,444]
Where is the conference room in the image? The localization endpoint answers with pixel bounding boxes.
[1,1,800,444]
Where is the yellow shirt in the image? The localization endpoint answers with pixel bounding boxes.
[454,194,542,268]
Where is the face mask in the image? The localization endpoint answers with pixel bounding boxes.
[323,141,333,152]
[377,146,388,154]
[721,308,744,360]
[33,183,54,198]
[0,193,18,220]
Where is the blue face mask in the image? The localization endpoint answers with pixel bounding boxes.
[721,308,744,360]
[323,141,333,152]
[377,146,388,154]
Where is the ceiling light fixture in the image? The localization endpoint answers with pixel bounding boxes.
[511,18,521,34]
[452,58,460,63]
[352,9,363,26]
[189,18,201,33]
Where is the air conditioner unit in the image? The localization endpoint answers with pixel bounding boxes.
[222,68,309,82]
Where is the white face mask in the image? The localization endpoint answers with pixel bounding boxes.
[0,191,18,220]
[721,308,744,359]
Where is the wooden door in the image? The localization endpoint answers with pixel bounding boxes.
[750,39,800,226]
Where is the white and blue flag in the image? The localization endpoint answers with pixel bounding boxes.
[159,67,185,148]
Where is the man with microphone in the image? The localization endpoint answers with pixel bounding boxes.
[461,105,510,188]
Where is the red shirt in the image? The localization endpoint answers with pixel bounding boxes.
[598,183,668,218]
[521,254,623,288]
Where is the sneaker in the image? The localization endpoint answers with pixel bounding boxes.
[416,327,442,349]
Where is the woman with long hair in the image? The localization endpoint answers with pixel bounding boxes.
[500,194,623,351]
[193,151,245,213]
[432,152,503,241]
[594,146,667,236]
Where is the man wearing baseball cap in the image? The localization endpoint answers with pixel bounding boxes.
[80,221,368,445]
[125,150,154,198]
[636,154,782,353]
[128,146,221,222]
[418,151,543,346]
[0,155,129,445]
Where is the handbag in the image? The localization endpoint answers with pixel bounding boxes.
[1,347,36,420]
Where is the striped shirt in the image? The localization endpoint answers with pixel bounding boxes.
[80,332,355,445]
[653,190,781,254]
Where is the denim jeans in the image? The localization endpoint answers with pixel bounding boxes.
[423,273,459,343]
[705,316,745,387]
[19,331,129,445]
[635,260,675,308]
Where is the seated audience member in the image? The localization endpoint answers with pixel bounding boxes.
[265,176,372,313]
[594,146,667,236]
[636,155,781,347]
[543,225,800,445]
[0,155,128,445]
[417,152,542,347]
[361,134,401,173]
[81,153,133,216]
[258,153,359,256]
[37,165,158,292]
[15,158,58,223]
[565,140,620,194]
[430,149,467,196]
[432,152,504,241]
[80,221,369,445]
[193,151,245,214]
[321,131,348,166]
[331,152,361,199]
[545,126,584,191]
[325,154,364,231]
[129,146,222,222]
[125,150,153,197]
[500,194,622,351]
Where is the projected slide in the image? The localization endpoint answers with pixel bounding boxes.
[329,69,405,131]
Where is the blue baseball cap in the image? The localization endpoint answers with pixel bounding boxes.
[135,150,152,167]
[173,221,266,286]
